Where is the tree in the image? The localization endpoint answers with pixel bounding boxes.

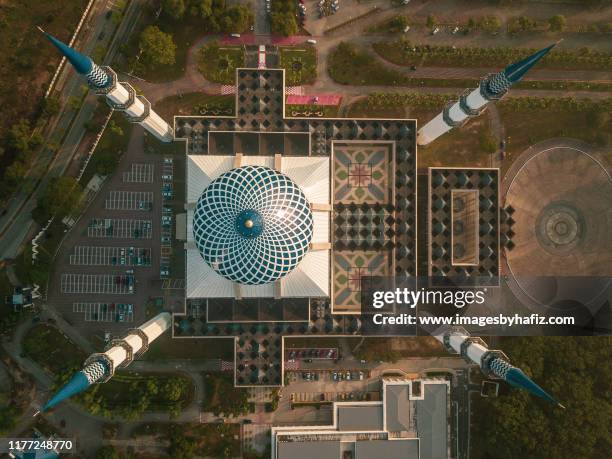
[189,0,213,18]
[36,176,82,220]
[42,97,61,118]
[270,12,298,36]
[95,446,120,459]
[4,162,27,186]
[168,431,197,459]
[139,26,177,67]
[163,0,186,19]
[549,14,567,32]
[472,337,612,459]
[163,378,186,402]
[426,14,436,29]
[222,5,252,33]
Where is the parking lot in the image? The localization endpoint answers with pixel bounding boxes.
[61,274,135,294]
[69,245,151,266]
[73,302,134,322]
[105,191,154,210]
[46,147,172,336]
[87,218,152,239]
[123,163,154,183]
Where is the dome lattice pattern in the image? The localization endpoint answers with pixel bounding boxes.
[193,165,313,285]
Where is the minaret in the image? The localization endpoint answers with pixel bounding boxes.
[435,327,564,407]
[40,29,174,143]
[417,44,557,146]
[41,312,172,411]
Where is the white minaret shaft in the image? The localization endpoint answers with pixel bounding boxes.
[42,30,174,143]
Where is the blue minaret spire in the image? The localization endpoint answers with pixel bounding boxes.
[484,43,558,97]
[436,328,564,408]
[42,361,108,411]
[38,27,110,89]
[417,42,559,145]
[488,357,564,407]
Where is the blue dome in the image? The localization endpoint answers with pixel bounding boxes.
[193,165,313,285]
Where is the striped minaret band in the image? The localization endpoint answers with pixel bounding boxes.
[82,360,108,384]
[86,63,111,89]
[486,72,512,96]
[488,357,513,379]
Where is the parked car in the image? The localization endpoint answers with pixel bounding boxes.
[307,39,317,45]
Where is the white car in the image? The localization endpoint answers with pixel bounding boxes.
[307,39,317,45]
[431,27,439,35]
[404,25,411,33]
[230,33,241,38]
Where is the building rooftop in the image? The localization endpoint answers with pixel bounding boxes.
[272,379,449,459]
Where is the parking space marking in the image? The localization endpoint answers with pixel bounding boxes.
[69,246,151,266]
[73,302,134,322]
[105,191,153,211]
[87,218,152,239]
[61,274,135,294]
[123,163,154,183]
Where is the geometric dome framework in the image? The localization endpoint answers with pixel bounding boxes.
[193,165,313,285]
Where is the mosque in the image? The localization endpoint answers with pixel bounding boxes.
[38,30,601,435]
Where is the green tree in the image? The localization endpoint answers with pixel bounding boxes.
[95,445,120,459]
[270,12,298,36]
[549,14,567,32]
[168,431,197,459]
[36,176,82,219]
[163,0,186,19]
[426,14,436,29]
[4,162,27,186]
[163,378,186,401]
[139,26,177,67]
[189,0,213,18]
[472,337,612,459]
[222,5,252,33]
[42,97,61,118]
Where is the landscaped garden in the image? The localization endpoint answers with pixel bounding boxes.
[198,42,245,84]
[154,92,235,120]
[286,103,339,118]
[24,324,194,419]
[373,41,612,71]
[279,46,317,85]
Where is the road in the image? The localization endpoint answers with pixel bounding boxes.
[0,0,145,261]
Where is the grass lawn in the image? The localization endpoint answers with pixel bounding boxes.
[418,116,493,169]
[354,337,447,360]
[22,325,86,376]
[198,43,245,84]
[202,372,251,417]
[279,46,317,85]
[144,333,235,361]
[80,111,133,186]
[498,99,611,172]
[153,92,235,120]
